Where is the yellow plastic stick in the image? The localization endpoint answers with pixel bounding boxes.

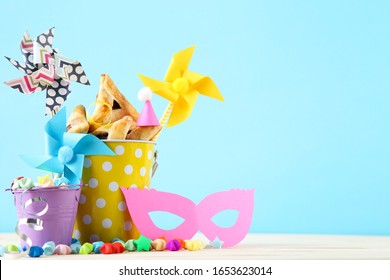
[152,102,174,142]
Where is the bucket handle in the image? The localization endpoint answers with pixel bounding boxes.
[151,150,159,178]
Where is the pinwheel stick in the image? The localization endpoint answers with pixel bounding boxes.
[50,109,61,179]
[152,102,174,142]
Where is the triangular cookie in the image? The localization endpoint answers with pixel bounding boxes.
[66,105,89,133]
[89,74,139,132]
[126,126,162,141]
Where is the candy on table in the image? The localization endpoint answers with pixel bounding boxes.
[100,242,126,254]
[111,243,126,253]
[151,238,166,251]
[2,245,29,259]
[29,246,44,257]
[43,241,55,256]
[93,241,104,254]
[112,238,125,246]
[124,240,136,252]
[133,235,152,252]
[6,244,19,253]
[166,239,181,251]
[54,244,71,255]
[72,238,81,245]
[210,237,224,249]
[176,238,186,250]
[70,243,81,254]
[0,238,210,258]
[79,242,93,255]
[70,238,81,254]
[185,240,205,251]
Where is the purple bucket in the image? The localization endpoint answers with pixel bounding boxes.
[11,187,81,248]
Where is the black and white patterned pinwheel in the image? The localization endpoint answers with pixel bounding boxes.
[4,27,90,115]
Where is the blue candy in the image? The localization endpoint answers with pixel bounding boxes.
[0,245,4,257]
[43,241,55,256]
[93,241,104,254]
[54,177,70,186]
[70,243,81,254]
[71,238,81,245]
[29,246,44,258]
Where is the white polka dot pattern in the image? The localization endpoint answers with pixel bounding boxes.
[102,218,112,228]
[124,221,132,231]
[79,194,86,204]
[102,161,112,172]
[109,181,119,192]
[124,165,133,175]
[96,198,106,208]
[74,141,156,243]
[83,215,92,225]
[88,178,98,188]
[118,201,127,212]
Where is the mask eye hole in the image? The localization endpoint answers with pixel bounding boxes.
[211,209,239,228]
[148,211,185,230]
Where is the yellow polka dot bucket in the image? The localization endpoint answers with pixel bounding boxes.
[73,140,157,243]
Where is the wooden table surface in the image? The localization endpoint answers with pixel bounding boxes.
[1,233,390,260]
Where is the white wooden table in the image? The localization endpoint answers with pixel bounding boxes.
[1,233,390,260]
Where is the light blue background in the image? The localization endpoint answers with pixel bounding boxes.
[0,0,389,235]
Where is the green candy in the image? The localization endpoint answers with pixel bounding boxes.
[6,244,19,253]
[133,235,151,252]
[124,240,136,251]
[12,177,34,189]
[79,242,93,254]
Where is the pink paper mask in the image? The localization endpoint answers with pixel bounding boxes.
[120,188,255,247]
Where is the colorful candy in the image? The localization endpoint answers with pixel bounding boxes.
[0,236,209,258]
[112,238,125,246]
[151,238,166,251]
[29,246,44,257]
[176,238,186,249]
[100,242,126,254]
[185,240,205,251]
[41,177,55,187]
[93,241,104,254]
[210,237,224,249]
[70,243,81,254]
[11,177,35,189]
[124,240,136,251]
[79,242,93,254]
[133,235,152,252]
[43,241,55,256]
[166,239,181,251]
[54,244,71,255]
[6,244,19,253]
[54,177,70,186]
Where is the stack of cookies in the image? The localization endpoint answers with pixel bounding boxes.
[66,74,161,141]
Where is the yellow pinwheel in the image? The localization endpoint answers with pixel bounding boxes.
[138,46,224,128]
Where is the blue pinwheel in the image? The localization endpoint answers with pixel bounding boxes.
[21,108,115,184]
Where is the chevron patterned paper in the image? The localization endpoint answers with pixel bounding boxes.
[3,27,90,115]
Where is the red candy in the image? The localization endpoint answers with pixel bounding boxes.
[100,243,126,254]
